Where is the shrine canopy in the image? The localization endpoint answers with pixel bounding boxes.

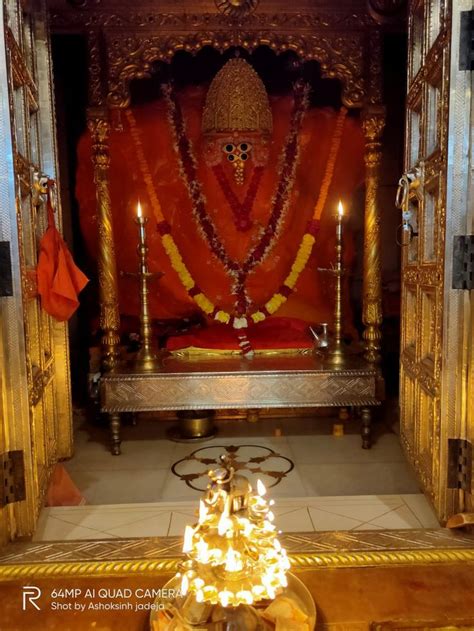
[76,50,365,349]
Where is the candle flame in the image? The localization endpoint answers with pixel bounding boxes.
[256,479,266,496]
[338,200,344,218]
[137,200,143,218]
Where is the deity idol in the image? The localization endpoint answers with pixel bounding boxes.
[77,55,365,351]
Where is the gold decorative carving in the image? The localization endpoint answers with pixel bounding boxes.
[367,0,406,25]
[2,528,474,580]
[29,360,55,408]
[6,28,39,112]
[367,29,383,105]
[22,267,38,301]
[87,112,121,370]
[5,548,474,582]
[50,9,377,31]
[87,30,104,107]
[14,152,32,198]
[202,57,272,136]
[362,106,385,363]
[403,265,441,287]
[400,349,439,398]
[106,28,365,109]
[215,0,259,19]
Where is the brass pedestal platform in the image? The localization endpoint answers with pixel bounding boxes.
[100,354,382,455]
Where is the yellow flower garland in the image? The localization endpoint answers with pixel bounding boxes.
[162,229,316,325]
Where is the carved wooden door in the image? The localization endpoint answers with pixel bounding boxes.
[0,0,73,543]
[400,0,473,521]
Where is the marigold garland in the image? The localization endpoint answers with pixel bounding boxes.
[125,102,347,330]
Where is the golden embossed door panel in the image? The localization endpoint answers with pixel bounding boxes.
[0,0,73,542]
[400,1,474,521]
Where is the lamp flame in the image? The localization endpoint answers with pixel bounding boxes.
[338,200,344,218]
[180,574,189,596]
[219,590,232,608]
[137,200,143,218]
[256,479,266,496]
[218,512,231,536]
[199,500,208,522]
[183,525,194,553]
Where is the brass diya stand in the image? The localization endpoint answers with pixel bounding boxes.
[318,204,350,369]
[126,213,164,372]
[149,458,316,630]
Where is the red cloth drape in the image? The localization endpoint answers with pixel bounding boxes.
[76,87,364,330]
[37,184,89,321]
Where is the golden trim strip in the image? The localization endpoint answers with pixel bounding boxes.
[1,548,474,582]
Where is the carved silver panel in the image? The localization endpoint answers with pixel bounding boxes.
[101,356,380,412]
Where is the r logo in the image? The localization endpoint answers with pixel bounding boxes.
[22,586,41,610]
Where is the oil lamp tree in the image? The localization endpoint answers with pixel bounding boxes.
[179,461,290,608]
[154,456,315,630]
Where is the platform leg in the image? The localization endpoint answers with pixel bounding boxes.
[109,413,122,455]
[361,407,372,450]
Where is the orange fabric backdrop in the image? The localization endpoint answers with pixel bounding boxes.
[76,86,365,330]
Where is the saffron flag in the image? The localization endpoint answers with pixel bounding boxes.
[37,182,89,321]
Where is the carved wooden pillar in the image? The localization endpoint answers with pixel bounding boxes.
[362,106,385,363]
[88,110,121,370]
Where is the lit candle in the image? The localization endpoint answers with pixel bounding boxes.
[337,200,344,240]
[136,200,143,219]
[338,200,344,218]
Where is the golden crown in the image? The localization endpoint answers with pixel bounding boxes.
[202,58,273,137]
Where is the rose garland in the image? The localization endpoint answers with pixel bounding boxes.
[163,82,310,313]
[125,103,347,330]
[212,163,264,232]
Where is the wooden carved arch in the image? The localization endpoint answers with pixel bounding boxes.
[104,31,368,109]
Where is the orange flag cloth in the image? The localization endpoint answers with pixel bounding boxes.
[37,182,89,321]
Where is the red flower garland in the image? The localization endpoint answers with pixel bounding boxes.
[212,164,264,232]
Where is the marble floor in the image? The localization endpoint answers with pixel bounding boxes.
[34,494,439,541]
[63,409,422,504]
[31,406,441,540]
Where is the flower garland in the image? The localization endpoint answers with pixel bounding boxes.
[125,103,347,330]
[163,81,310,313]
[212,163,264,232]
